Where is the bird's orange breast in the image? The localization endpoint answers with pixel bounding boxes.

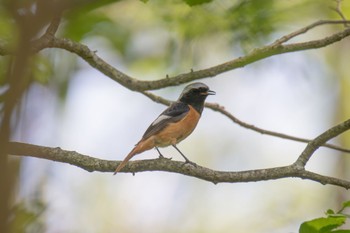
[152,105,201,147]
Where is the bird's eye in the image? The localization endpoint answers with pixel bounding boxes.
[191,89,200,94]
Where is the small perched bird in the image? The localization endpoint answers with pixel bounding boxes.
[114,82,215,174]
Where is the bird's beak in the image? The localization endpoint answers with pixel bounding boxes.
[205,90,216,95]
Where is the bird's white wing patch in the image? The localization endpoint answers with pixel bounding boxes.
[151,114,172,126]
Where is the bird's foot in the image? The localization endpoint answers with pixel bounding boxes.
[182,159,197,168]
[158,154,172,160]
[156,147,172,160]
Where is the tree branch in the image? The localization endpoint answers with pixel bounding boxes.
[331,0,350,28]
[294,118,350,168]
[47,37,138,89]
[42,22,350,91]
[31,13,62,52]
[8,141,350,189]
[271,20,350,46]
[142,91,350,153]
[2,20,350,91]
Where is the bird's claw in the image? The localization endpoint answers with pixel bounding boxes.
[182,160,197,168]
[158,155,172,160]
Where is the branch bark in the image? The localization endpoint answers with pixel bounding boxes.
[294,118,350,168]
[45,23,350,91]
[1,20,350,91]
[8,141,350,189]
[8,113,350,189]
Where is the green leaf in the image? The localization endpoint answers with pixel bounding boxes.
[299,216,346,233]
[326,209,335,215]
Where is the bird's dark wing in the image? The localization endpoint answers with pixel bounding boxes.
[142,101,189,139]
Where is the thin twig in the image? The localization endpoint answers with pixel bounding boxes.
[294,118,350,168]
[44,14,62,37]
[331,0,349,27]
[205,103,350,154]
[271,20,350,46]
[142,91,350,154]
[32,13,62,52]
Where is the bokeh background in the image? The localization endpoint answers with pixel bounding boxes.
[1,0,350,232]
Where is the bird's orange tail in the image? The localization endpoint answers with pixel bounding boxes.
[114,138,154,174]
[113,148,138,175]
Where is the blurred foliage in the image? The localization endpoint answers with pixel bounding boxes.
[29,55,53,85]
[64,11,131,56]
[6,162,48,233]
[8,200,46,233]
[0,7,17,43]
[299,201,350,233]
[184,0,213,6]
[0,1,349,232]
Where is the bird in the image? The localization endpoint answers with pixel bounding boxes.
[114,82,215,174]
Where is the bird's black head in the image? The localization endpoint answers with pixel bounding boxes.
[178,82,215,114]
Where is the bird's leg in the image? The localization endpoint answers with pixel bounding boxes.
[172,145,197,167]
[155,147,172,160]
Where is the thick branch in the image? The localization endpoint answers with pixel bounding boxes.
[43,25,350,91]
[2,20,349,91]
[46,37,138,89]
[8,142,350,189]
